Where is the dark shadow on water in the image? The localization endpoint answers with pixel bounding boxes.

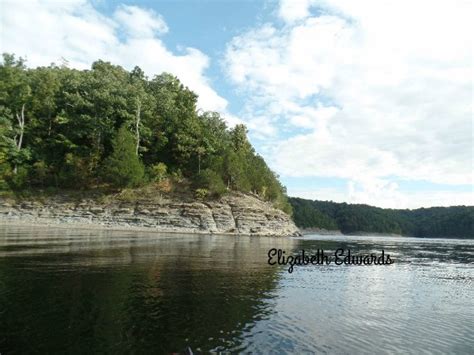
[0,225,296,354]
[1,226,473,354]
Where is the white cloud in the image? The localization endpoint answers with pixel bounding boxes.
[290,181,473,209]
[278,0,315,23]
[114,5,168,37]
[224,0,473,206]
[0,0,230,117]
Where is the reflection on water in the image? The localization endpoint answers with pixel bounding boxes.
[0,225,473,354]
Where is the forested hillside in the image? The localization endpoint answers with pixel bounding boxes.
[0,54,291,213]
[290,197,474,238]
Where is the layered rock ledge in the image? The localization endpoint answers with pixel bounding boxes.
[0,192,301,237]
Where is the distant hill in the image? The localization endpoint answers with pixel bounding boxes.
[289,197,474,238]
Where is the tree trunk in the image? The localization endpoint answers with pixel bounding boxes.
[47,111,52,136]
[16,104,25,150]
[135,99,141,156]
[13,104,26,174]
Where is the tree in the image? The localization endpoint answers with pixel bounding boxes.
[0,53,295,215]
[29,66,61,137]
[196,146,205,174]
[0,53,31,174]
[128,66,151,156]
[196,169,227,197]
[230,124,252,153]
[102,125,144,187]
[0,116,15,188]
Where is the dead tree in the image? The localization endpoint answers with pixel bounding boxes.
[13,103,26,174]
[135,99,141,156]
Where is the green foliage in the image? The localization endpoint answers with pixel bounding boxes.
[0,53,292,213]
[31,160,49,186]
[289,197,474,238]
[101,126,145,188]
[0,116,14,188]
[58,153,96,187]
[194,188,209,200]
[149,162,167,182]
[170,168,184,182]
[196,169,227,197]
[6,166,28,189]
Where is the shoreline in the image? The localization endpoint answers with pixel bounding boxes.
[0,219,291,238]
[300,228,343,235]
[300,228,404,238]
[0,219,402,239]
[346,231,405,237]
[0,192,301,237]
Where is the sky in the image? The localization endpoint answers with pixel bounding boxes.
[1,0,472,209]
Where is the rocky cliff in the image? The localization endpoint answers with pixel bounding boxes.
[0,192,300,237]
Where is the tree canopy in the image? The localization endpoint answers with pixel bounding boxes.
[0,53,292,214]
[290,197,474,238]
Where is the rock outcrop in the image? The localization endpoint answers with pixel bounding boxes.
[0,193,301,237]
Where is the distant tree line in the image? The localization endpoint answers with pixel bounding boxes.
[0,53,291,213]
[290,197,474,238]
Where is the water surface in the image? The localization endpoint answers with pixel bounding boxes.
[0,225,473,354]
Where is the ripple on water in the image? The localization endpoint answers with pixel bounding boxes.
[0,226,473,353]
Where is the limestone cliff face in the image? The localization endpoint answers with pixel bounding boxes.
[0,193,301,237]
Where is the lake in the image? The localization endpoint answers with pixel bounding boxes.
[0,224,473,354]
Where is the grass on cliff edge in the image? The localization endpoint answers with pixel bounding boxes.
[0,178,186,202]
[0,177,275,208]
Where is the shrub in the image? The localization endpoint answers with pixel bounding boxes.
[149,162,167,182]
[32,160,49,186]
[197,169,227,197]
[6,166,29,190]
[194,188,208,200]
[102,126,145,188]
[59,153,97,188]
[170,168,184,183]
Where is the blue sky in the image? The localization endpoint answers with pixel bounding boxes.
[1,0,472,208]
[90,0,277,115]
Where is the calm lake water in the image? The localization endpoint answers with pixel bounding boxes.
[0,224,473,354]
